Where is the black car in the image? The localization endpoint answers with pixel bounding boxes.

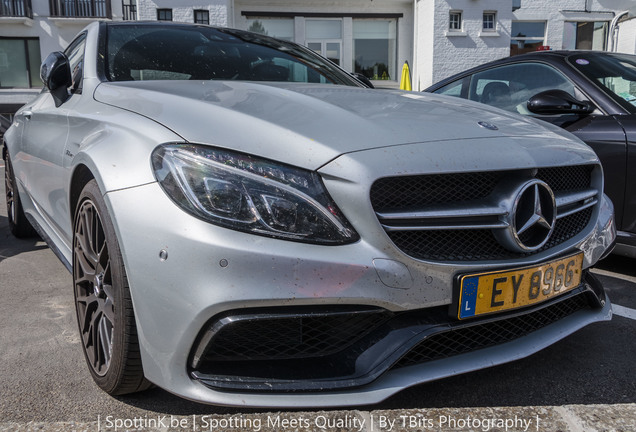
[426,50,636,258]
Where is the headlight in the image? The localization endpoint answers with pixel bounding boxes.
[152,144,359,244]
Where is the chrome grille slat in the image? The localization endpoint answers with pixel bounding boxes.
[376,204,507,221]
[381,222,510,231]
[555,188,598,220]
[377,203,509,231]
[555,188,598,207]
[557,199,597,219]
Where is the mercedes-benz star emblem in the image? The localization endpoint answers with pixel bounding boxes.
[495,179,556,253]
[477,121,498,130]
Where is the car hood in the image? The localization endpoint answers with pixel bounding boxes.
[94,80,581,170]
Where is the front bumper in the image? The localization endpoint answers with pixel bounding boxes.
[190,276,605,393]
[105,181,615,407]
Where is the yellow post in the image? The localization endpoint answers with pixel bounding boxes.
[399,61,412,91]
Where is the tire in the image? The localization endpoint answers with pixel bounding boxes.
[73,179,151,395]
[3,148,37,238]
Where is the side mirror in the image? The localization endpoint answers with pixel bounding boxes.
[40,52,72,107]
[352,73,375,89]
[527,89,594,115]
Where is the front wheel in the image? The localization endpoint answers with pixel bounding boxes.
[73,179,151,395]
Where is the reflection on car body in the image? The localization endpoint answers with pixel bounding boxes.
[3,23,616,407]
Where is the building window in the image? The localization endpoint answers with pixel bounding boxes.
[305,19,343,66]
[194,9,209,25]
[563,21,608,50]
[511,21,546,55]
[50,0,110,18]
[353,19,397,81]
[246,19,294,40]
[122,0,136,21]
[0,38,42,88]
[157,8,172,21]
[0,0,33,18]
[483,12,496,31]
[449,11,462,31]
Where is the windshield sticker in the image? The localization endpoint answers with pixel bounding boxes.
[576,59,590,65]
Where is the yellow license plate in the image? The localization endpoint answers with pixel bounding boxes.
[457,253,584,320]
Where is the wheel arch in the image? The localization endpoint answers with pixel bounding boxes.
[69,164,96,223]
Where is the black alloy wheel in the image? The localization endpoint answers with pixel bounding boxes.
[73,180,150,394]
[74,197,115,376]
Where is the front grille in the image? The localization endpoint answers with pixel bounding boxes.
[393,292,591,369]
[371,165,597,262]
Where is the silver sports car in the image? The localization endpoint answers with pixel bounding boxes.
[3,22,615,407]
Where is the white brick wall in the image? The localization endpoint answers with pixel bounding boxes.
[416,0,511,89]
[437,0,511,84]
[137,0,230,26]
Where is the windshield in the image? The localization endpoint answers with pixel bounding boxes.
[568,52,636,114]
[105,24,360,86]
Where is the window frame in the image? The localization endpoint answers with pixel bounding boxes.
[563,21,608,51]
[466,62,579,115]
[63,32,87,95]
[194,9,209,25]
[483,11,497,32]
[157,8,172,21]
[0,37,42,89]
[449,11,463,32]
[510,21,546,55]
[352,18,398,82]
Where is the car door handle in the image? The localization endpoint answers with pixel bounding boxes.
[22,110,33,120]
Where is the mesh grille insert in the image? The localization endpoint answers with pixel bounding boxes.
[393,293,590,369]
[370,171,504,211]
[536,165,593,192]
[201,310,390,362]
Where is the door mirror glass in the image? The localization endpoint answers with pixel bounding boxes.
[527,89,595,115]
[40,52,72,107]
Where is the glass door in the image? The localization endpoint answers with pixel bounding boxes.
[306,19,342,66]
[307,41,342,66]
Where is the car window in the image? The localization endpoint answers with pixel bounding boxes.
[434,76,469,98]
[468,63,576,114]
[104,25,360,86]
[569,53,636,114]
[64,34,86,93]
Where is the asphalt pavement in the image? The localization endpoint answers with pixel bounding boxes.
[0,163,634,431]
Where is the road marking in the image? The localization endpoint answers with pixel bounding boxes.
[591,268,636,284]
[613,304,636,320]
